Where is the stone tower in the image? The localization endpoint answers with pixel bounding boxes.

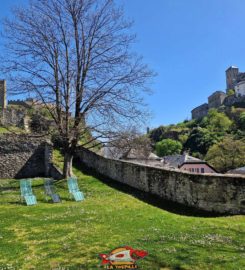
[0,80,7,109]
[226,66,239,91]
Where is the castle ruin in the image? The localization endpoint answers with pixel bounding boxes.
[226,66,238,90]
[192,66,245,120]
[0,80,30,129]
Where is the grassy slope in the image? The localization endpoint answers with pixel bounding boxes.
[0,151,244,270]
[0,126,26,134]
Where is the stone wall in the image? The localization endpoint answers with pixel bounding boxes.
[49,163,63,180]
[0,108,27,127]
[8,100,32,109]
[226,66,239,90]
[208,91,227,109]
[191,103,209,120]
[223,95,245,108]
[76,147,245,214]
[223,94,237,107]
[0,80,7,109]
[0,135,53,179]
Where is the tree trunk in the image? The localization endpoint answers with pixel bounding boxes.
[63,152,73,178]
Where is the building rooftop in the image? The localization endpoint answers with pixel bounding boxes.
[191,103,208,112]
[227,167,245,175]
[163,154,203,168]
[226,66,238,71]
[100,146,160,160]
[208,90,226,97]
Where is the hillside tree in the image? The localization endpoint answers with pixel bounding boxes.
[183,127,219,155]
[1,0,153,177]
[239,112,245,130]
[202,109,232,133]
[155,139,182,157]
[206,136,245,172]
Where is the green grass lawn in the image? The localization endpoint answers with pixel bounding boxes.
[0,152,244,270]
[0,126,26,134]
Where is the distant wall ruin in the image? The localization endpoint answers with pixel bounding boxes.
[0,108,29,128]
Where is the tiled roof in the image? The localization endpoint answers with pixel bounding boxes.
[163,154,204,168]
[100,146,160,160]
[227,167,245,175]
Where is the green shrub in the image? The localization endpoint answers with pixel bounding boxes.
[155,139,182,157]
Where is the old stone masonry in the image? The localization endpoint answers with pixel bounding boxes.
[0,134,62,179]
[192,66,245,119]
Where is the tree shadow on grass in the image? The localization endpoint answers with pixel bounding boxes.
[1,201,24,206]
[73,160,226,218]
[0,182,45,192]
[0,186,20,191]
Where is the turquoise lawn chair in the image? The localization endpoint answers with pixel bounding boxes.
[44,179,61,203]
[67,177,85,202]
[20,179,37,206]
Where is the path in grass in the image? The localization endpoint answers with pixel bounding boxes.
[0,153,244,270]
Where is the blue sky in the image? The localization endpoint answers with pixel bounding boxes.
[1,0,245,128]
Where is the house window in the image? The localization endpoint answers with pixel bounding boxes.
[196,168,199,173]
[191,168,194,172]
[201,168,205,173]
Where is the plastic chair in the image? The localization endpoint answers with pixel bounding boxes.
[67,177,85,202]
[20,179,37,206]
[44,179,61,203]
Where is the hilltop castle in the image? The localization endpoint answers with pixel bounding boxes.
[0,81,59,131]
[191,66,245,119]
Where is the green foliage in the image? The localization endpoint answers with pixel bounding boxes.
[184,119,198,128]
[239,112,245,130]
[206,136,245,172]
[149,107,243,160]
[26,107,35,116]
[191,152,204,159]
[178,134,188,144]
[184,127,220,155]
[234,129,245,140]
[0,126,26,134]
[227,89,235,96]
[204,109,232,132]
[156,138,182,157]
[149,125,189,144]
[39,107,53,119]
[225,107,245,133]
[149,126,166,142]
[30,114,51,133]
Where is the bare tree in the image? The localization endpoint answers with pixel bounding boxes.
[1,0,154,177]
[102,129,152,159]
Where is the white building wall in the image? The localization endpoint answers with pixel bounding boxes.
[235,81,245,97]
